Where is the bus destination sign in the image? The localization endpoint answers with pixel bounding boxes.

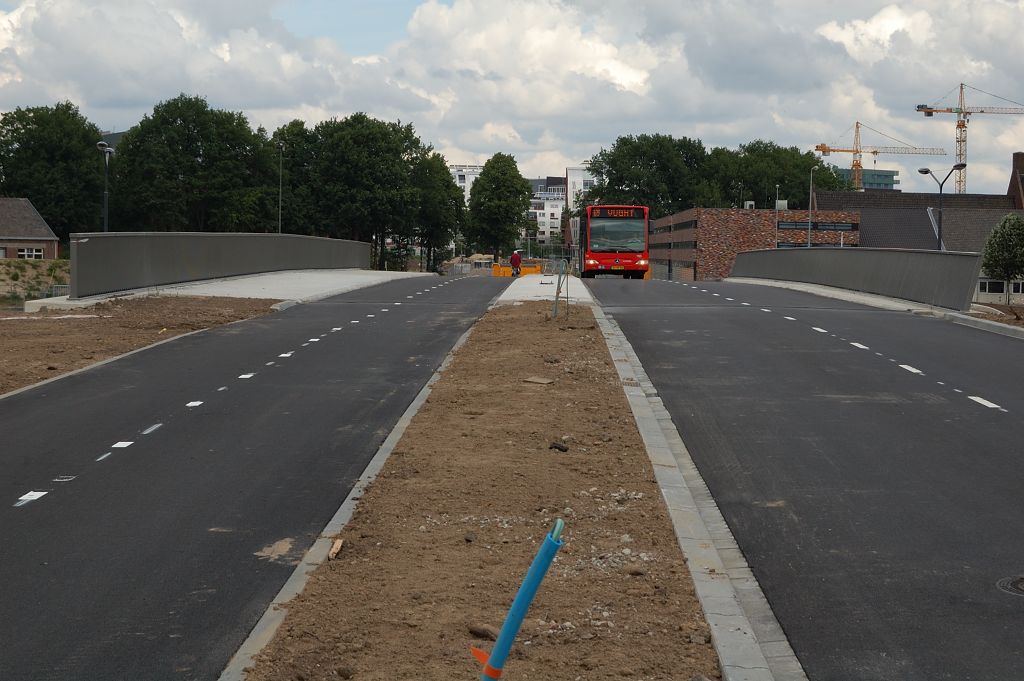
[593,207,643,218]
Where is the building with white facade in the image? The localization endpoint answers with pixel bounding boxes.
[449,164,485,205]
[565,166,596,247]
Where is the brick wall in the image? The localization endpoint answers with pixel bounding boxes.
[0,240,59,259]
[817,190,1013,211]
[651,208,859,281]
[1009,152,1024,210]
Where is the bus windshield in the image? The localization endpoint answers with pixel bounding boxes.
[589,218,646,252]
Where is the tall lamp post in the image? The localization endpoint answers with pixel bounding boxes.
[918,162,967,250]
[276,142,285,234]
[807,165,819,247]
[96,141,113,232]
[774,183,780,248]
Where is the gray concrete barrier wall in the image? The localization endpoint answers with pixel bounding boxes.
[731,248,982,311]
[70,232,371,298]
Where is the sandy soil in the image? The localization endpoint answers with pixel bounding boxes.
[0,296,279,395]
[245,302,720,681]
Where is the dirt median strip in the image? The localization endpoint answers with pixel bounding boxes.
[244,301,721,681]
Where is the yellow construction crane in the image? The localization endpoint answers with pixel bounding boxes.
[815,121,945,190]
[916,82,1024,193]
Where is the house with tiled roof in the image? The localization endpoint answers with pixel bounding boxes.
[0,198,59,260]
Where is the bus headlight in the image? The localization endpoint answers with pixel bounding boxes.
[637,259,648,266]
[586,259,599,266]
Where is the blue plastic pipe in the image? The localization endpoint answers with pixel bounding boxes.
[475,519,564,680]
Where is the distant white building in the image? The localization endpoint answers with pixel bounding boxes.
[449,164,485,205]
[529,191,566,245]
[565,166,596,212]
[565,166,596,247]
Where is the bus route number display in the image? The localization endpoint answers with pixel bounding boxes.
[594,207,642,218]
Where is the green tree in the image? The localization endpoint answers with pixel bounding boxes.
[311,113,423,269]
[111,94,275,232]
[982,213,1024,311]
[412,151,463,272]
[271,120,318,236]
[466,153,531,257]
[0,101,104,240]
[587,134,706,218]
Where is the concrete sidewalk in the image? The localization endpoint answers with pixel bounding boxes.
[25,269,435,312]
[493,272,595,305]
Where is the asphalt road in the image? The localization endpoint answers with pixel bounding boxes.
[589,277,1024,681]
[0,275,507,681]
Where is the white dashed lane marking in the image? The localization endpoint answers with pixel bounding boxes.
[726,298,734,301]
[265,362,275,366]
[850,343,870,350]
[741,303,751,306]
[217,387,228,392]
[332,327,342,332]
[812,327,828,334]
[141,424,163,435]
[968,396,1003,409]
[899,365,924,375]
[112,441,133,448]
[14,491,47,507]
[186,401,204,408]
[53,475,76,483]
[308,338,320,342]
[96,452,112,462]
[761,308,772,313]
[784,316,796,321]
[238,373,255,379]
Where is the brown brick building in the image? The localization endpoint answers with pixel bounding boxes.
[0,198,59,260]
[650,208,860,281]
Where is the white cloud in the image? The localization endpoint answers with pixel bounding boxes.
[0,0,1020,191]
[817,5,934,66]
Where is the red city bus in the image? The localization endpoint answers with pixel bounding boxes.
[578,205,649,279]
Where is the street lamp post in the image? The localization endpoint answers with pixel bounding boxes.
[277,142,285,234]
[774,183,780,248]
[96,141,113,232]
[918,162,967,250]
[807,166,819,247]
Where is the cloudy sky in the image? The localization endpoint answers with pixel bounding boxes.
[0,0,1021,195]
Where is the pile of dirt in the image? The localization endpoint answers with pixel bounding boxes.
[246,302,720,681]
[972,303,1024,328]
[0,295,279,395]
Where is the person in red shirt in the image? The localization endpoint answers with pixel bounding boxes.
[509,250,522,277]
